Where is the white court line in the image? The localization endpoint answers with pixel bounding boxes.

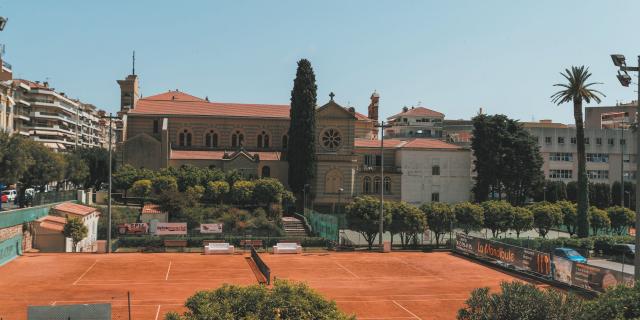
[333,261,360,279]
[52,299,183,303]
[73,260,97,285]
[165,261,172,280]
[392,300,422,320]
[337,299,466,303]
[51,301,57,306]
[154,305,161,320]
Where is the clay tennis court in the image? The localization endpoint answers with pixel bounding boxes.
[0,252,528,319]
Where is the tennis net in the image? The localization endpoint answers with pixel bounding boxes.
[250,246,271,285]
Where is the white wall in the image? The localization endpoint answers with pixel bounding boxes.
[396,149,471,205]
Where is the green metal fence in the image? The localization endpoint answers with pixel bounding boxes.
[304,211,346,242]
[32,190,77,206]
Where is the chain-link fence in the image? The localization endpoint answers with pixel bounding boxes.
[304,211,346,242]
[31,190,77,206]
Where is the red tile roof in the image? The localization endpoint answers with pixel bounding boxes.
[401,139,462,150]
[353,111,371,121]
[354,139,407,148]
[354,138,463,150]
[52,202,97,217]
[142,204,166,215]
[129,91,291,119]
[388,107,444,119]
[37,215,67,232]
[170,150,282,161]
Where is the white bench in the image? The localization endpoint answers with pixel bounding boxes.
[273,242,302,254]
[204,242,234,255]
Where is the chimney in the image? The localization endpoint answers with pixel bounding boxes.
[368,91,380,120]
[402,106,409,113]
[43,81,49,88]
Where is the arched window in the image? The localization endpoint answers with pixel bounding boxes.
[373,176,381,194]
[384,176,391,194]
[178,129,192,147]
[205,130,218,148]
[261,166,271,178]
[257,131,270,149]
[363,177,371,194]
[325,169,343,194]
[231,130,244,148]
[282,135,288,149]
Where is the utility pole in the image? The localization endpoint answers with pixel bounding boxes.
[102,113,118,253]
[621,117,625,207]
[374,121,391,250]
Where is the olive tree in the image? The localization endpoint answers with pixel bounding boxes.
[453,202,484,234]
[589,206,610,235]
[606,206,635,235]
[481,200,514,238]
[388,201,427,248]
[529,202,563,238]
[345,196,391,250]
[511,206,533,238]
[420,202,454,247]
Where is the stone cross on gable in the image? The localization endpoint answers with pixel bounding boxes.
[329,92,335,101]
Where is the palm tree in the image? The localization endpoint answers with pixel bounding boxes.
[551,66,605,238]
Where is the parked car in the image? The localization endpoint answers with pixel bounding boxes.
[1,193,7,203]
[612,244,635,260]
[553,247,587,263]
[1,189,16,202]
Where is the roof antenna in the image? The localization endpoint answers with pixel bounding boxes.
[132,50,136,75]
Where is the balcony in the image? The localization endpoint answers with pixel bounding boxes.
[357,165,402,174]
[1,60,11,72]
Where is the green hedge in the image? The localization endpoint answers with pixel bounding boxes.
[495,235,634,257]
[116,235,330,249]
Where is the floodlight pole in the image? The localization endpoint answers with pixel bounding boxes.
[611,54,640,280]
[635,55,640,281]
[375,121,391,249]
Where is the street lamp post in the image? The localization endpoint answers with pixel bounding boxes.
[374,121,392,250]
[621,117,626,207]
[610,54,640,280]
[337,187,344,215]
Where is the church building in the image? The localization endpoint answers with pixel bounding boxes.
[116,71,471,211]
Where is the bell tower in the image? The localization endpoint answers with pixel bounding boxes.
[116,51,140,112]
[368,90,379,120]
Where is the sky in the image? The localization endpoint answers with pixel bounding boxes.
[0,1,638,123]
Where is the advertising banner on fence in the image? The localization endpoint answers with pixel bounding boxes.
[570,262,634,292]
[455,233,551,275]
[117,223,149,235]
[154,222,187,235]
[552,256,573,284]
[200,223,223,234]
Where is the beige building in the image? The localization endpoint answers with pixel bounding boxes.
[384,106,445,139]
[7,79,116,151]
[34,202,100,252]
[118,71,472,209]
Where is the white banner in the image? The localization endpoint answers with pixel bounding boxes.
[155,222,187,235]
[200,223,223,234]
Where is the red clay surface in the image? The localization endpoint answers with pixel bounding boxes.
[0,252,528,319]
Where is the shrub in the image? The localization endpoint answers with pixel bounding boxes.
[165,280,355,320]
[204,180,230,204]
[581,283,640,319]
[151,175,178,194]
[253,178,286,205]
[231,180,255,205]
[458,281,585,320]
[129,179,153,198]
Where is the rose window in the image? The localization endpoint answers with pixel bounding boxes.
[321,128,342,150]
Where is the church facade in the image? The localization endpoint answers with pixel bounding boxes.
[117,72,471,210]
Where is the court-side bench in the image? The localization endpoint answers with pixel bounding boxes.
[273,242,302,254]
[204,242,235,255]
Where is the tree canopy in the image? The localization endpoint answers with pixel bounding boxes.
[453,202,484,234]
[420,202,454,247]
[345,196,390,249]
[166,280,354,320]
[471,114,543,206]
[481,200,514,238]
[63,217,88,252]
[288,59,317,202]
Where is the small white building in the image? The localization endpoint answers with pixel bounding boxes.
[46,202,100,252]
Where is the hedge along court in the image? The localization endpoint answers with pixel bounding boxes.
[0,252,527,319]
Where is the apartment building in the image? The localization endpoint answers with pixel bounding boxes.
[526,122,635,185]
[9,79,116,151]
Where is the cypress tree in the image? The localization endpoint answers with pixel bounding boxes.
[288,59,317,202]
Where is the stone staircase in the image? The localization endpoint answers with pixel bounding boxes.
[281,216,308,237]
